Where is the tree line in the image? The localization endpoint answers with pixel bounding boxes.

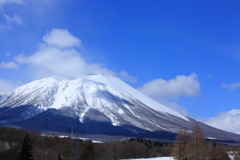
[1,125,240,160]
[0,126,171,160]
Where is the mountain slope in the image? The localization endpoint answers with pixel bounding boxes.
[0,75,239,142]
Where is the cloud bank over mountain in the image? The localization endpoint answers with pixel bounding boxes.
[137,74,200,115]
[0,29,198,117]
[205,109,240,134]
[14,29,114,79]
[1,28,238,134]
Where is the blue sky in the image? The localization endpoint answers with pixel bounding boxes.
[1,0,240,133]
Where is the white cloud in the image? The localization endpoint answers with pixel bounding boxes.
[221,83,240,90]
[0,14,23,30]
[0,61,18,68]
[137,74,200,116]
[0,79,21,94]
[0,0,24,6]
[43,29,81,48]
[15,28,114,79]
[138,73,200,101]
[204,109,240,134]
[119,70,137,83]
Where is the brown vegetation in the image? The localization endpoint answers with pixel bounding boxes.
[171,126,189,160]
[171,124,232,160]
[2,125,240,160]
[0,126,171,160]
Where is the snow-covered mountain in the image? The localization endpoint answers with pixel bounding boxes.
[0,74,239,142]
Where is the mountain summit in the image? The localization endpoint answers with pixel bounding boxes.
[0,75,239,141]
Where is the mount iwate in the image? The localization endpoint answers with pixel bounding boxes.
[0,74,239,142]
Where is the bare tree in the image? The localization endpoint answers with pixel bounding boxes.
[186,124,206,160]
[172,126,189,160]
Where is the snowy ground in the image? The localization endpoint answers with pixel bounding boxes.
[122,157,173,160]
[123,156,234,160]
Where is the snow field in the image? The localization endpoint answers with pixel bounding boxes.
[122,157,173,160]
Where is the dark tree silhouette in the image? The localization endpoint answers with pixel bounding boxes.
[17,132,34,160]
[80,142,95,160]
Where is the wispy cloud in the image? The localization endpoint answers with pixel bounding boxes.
[15,28,114,79]
[119,70,137,83]
[204,109,240,134]
[221,83,240,90]
[137,73,200,115]
[0,61,18,68]
[5,52,11,56]
[161,101,189,116]
[0,14,23,30]
[208,75,213,80]
[0,0,24,7]
[0,79,21,94]
[4,14,23,25]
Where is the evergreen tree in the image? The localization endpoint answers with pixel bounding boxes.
[80,142,95,160]
[172,126,189,160]
[17,132,34,160]
[58,153,62,160]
